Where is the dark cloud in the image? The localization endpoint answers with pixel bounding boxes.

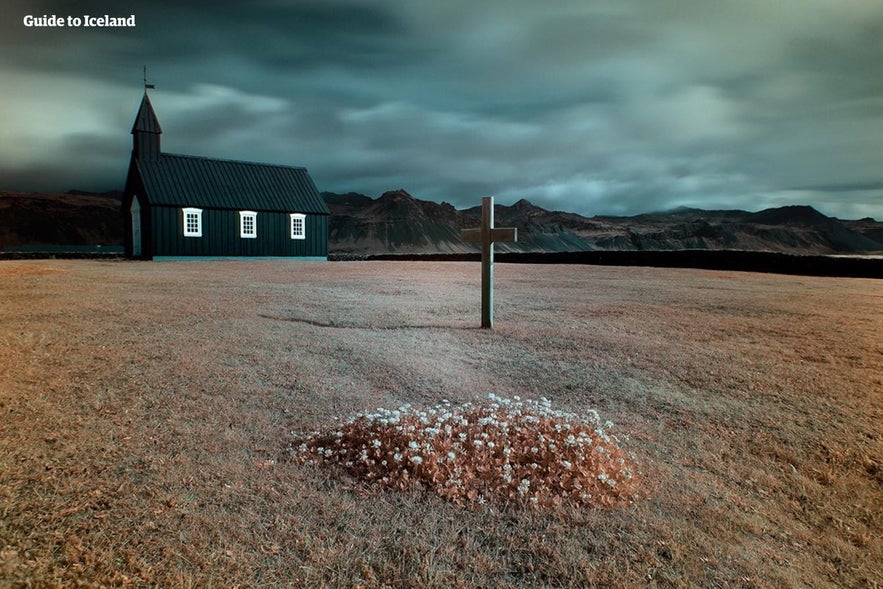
[2,0,882,219]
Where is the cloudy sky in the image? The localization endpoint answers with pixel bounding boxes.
[2,0,882,218]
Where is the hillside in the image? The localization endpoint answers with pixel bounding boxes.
[0,191,123,248]
[325,190,883,255]
[1,188,881,256]
[326,189,471,253]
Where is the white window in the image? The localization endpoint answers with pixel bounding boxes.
[290,213,306,240]
[239,211,257,238]
[183,207,202,237]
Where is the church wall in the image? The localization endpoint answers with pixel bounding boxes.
[150,206,328,258]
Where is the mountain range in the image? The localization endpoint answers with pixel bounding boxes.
[1,188,881,256]
[325,189,883,255]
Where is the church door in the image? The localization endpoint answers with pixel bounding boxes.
[131,196,142,257]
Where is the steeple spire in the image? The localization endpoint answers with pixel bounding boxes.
[131,91,162,160]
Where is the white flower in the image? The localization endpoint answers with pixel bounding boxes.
[447,451,456,461]
[371,439,382,448]
[410,455,423,465]
[517,479,531,495]
[408,440,420,450]
[393,452,403,462]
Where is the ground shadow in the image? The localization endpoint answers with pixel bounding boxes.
[258,313,481,331]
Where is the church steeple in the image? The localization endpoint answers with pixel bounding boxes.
[131,91,162,160]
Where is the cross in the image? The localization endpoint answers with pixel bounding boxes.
[461,196,517,329]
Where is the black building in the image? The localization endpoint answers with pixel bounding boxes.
[123,92,330,260]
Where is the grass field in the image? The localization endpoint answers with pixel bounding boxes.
[1,259,880,588]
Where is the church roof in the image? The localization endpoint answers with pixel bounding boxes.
[131,92,162,135]
[135,153,330,214]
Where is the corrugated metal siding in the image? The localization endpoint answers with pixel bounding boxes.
[151,206,327,258]
[137,154,330,215]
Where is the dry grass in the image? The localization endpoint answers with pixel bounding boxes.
[0,259,881,588]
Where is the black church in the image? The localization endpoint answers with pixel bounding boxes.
[123,92,329,260]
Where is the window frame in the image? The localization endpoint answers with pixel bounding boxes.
[290,213,306,240]
[239,210,258,239]
[182,207,203,237]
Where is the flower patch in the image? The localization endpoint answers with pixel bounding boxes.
[293,394,639,509]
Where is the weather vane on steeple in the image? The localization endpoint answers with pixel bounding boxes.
[143,65,155,90]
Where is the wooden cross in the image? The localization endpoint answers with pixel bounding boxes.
[461,196,517,328]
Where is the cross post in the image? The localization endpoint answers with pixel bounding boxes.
[460,196,517,328]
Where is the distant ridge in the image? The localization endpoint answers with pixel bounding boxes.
[1,188,881,257]
[323,190,883,256]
